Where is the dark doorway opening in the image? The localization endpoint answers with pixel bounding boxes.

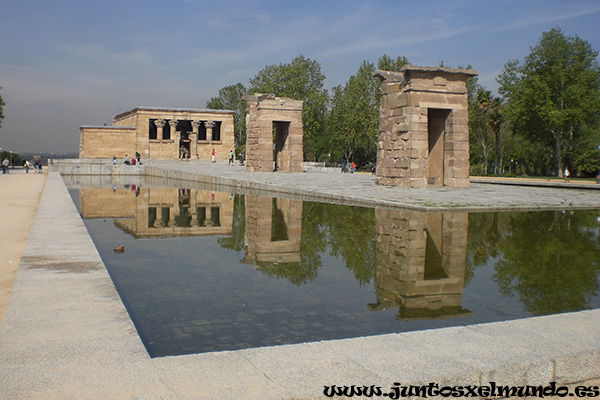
[272,121,290,172]
[427,109,450,186]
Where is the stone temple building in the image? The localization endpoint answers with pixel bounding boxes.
[79,107,235,161]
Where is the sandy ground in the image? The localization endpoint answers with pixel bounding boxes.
[0,167,47,324]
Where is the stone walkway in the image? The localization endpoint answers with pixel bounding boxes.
[0,168,47,324]
[140,160,600,211]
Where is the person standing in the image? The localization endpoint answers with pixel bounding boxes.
[135,152,141,165]
[564,167,570,183]
[211,148,216,163]
[3,158,10,174]
[228,150,234,165]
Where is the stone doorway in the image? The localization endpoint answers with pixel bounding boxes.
[179,132,190,159]
[427,109,450,187]
[273,121,290,172]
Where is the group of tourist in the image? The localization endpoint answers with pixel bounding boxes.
[341,161,355,174]
[115,152,142,166]
[110,149,250,166]
[23,159,43,173]
[174,147,244,165]
[227,150,245,166]
[2,157,43,174]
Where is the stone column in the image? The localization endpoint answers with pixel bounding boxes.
[190,121,201,159]
[170,119,180,158]
[155,119,166,140]
[205,121,215,142]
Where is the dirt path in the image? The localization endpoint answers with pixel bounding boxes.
[0,168,47,324]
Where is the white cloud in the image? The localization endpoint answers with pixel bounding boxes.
[491,2,600,32]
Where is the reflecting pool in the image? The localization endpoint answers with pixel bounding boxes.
[67,180,600,357]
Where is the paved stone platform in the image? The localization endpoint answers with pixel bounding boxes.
[71,159,599,211]
[1,165,599,399]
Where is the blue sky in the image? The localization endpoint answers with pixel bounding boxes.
[1,0,599,153]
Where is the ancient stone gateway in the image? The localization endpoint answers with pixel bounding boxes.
[243,94,303,172]
[373,66,478,188]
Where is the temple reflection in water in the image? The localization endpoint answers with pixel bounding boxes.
[241,196,302,267]
[371,210,471,320]
[79,186,233,238]
[77,185,471,321]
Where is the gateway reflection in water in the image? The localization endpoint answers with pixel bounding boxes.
[69,182,600,357]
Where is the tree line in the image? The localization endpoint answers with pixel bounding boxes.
[208,28,600,177]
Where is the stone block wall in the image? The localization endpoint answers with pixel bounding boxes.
[79,126,136,159]
[374,66,477,188]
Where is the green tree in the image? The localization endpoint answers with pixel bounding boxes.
[468,78,494,175]
[0,86,5,128]
[206,83,247,148]
[325,55,409,168]
[377,54,409,72]
[248,55,329,160]
[498,27,600,176]
[217,194,246,251]
[327,60,380,166]
[493,210,600,315]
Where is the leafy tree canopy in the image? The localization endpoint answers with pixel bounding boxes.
[206,83,247,148]
[498,27,600,176]
[248,55,329,159]
[0,86,5,128]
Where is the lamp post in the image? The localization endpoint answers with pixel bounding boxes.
[9,150,12,169]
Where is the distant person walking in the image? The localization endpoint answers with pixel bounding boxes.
[2,158,9,174]
[211,148,216,163]
[112,156,117,165]
[135,152,141,165]
[564,167,570,183]
[228,150,234,165]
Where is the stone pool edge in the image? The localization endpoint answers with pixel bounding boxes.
[0,171,598,400]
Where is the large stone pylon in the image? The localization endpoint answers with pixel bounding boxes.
[374,66,478,188]
[243,94,304,173]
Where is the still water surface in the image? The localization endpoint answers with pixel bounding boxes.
[68,184,600,357]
